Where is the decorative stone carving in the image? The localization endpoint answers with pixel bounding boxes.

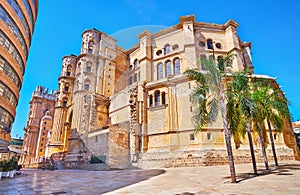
[95,94,110,128]
[95,94,110,108]
[81,94,92,135]
[81,30,100,54]
[129,86,138,134]
[128,85,138,163]
[63,56,76,66]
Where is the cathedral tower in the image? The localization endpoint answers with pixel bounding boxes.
[72,29,116,137]
[48,55,77,156]
[22,86,55,166]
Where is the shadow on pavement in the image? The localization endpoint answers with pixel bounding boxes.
[223,163,300,183]
[97,169,166,194]
[0,169,166,194]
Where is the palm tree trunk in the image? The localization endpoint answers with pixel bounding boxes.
[220,100,237,183]
[258,123,269,170]
[245,117,257,175]
[267,119,278,167]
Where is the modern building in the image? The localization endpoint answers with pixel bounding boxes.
[9,137,23,151]
[0,0,39,153]
[25,15,299,169]
[22,86,55,166]
[293,121,300,151]
[0,137,23,161]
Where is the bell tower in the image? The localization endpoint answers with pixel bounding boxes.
[48,55,77,156]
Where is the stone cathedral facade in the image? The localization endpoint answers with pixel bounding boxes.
[37,15,298,169]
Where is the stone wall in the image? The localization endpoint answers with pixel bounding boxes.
[108,122,130,169]
[138,147,295,169]
[86,122,130,169]
[87,128,109,163]
[62,161,108,171]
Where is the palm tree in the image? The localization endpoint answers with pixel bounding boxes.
[252,87,270,169]
[185,53,237,183]
[252,81,290,167]
[227,70,258,175]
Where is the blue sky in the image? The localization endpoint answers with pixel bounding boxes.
[11,0,300,138]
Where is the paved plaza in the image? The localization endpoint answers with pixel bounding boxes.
[0,160,300,195]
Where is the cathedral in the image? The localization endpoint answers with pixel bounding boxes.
[22,15,299,169]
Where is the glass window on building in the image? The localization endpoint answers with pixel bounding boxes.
[84,84,89,91]
[207,39,213,49]
[165,60,171,77]
[7,0,31,40]
[0,81,17,106]
[0,5,28,55]
[173,58,180,75]
[164,44,171,55]
[0,106,13,131]
[157,63,163,80]
[86,62,92,72]
[128,76,132,85]
[0,30,24,73]
[133,59,138,69]
[161,92,166,104]
[154,90,160,106]
[133,73,138,82]
[149,94,153,107]
[200,55,207,71]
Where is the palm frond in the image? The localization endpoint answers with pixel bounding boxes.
[207,97,219,124]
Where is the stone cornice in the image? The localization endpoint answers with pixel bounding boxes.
[145,74,189,90]
[77,53,102,61]
[137,30,152,39]
[241,42,252,49]
[81,28,101,38]
[62,54,77,61]
[223,19,239,29]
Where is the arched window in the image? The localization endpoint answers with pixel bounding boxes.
[161,92,166,105]
[128,76,133,85]
[149,95,153,107]
[84,80,90,91]
[88,40,94,53]
[164,44,171,55]
[207,39,213,49]
[84,84,90,91]
[77,62,81,74]
[172,44,179,51]
[44,109,49,115]
[156,50,162,56]
[62,98,68,107]
[154,90,160,106]
[134,73,138,82]
[157,63,163,80]
[173,58,180,75]
[64,83,69,92]
[86,62,92,72]
[165,60,171,77]
[133,59,138,69]
[129,65,133,71]
[66,65,72,76]
[200,55,207,71]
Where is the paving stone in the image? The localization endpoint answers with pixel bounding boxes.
[1,160,300,194]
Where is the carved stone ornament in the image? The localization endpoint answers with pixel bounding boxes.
[129,86,138,134]
[95,94,110,108]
